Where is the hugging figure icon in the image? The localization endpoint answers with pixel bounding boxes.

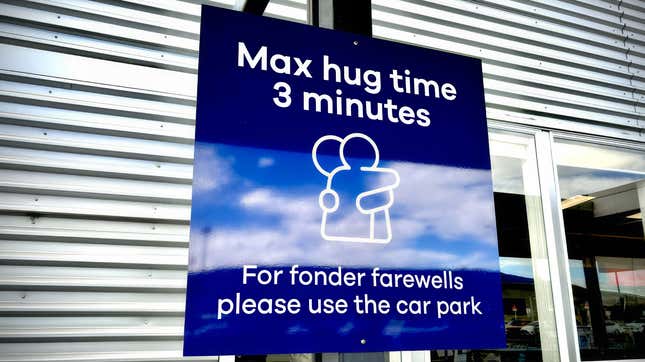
[312,133,400,244]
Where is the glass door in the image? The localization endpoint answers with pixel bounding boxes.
[430,129,560,361]
[553,138,645,361]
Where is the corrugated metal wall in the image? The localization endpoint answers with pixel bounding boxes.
[0,0,642,361]
[373,0,645,142]
[0,0,305,361]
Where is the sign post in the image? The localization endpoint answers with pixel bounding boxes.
[184,5,505,356]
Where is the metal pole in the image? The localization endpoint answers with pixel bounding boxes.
[309,0,372,36]
[235,0,270,15]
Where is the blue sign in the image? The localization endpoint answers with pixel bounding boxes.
[184,5,505,356]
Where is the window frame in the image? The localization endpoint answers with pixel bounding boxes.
[491,123,645,362]
[547,129,645,362]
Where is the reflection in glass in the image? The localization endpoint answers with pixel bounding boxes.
[431,131,559,361]
[556,139,645,360]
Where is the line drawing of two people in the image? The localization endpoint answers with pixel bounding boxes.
[312,133,400,244]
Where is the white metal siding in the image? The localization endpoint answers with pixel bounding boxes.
[373,0,645,141]
[0,0,306,361]
[0,0,642,361]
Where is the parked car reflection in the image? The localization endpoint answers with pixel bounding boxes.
[504,319,531,340]
[520,321,540,336]
[605,320,625,336]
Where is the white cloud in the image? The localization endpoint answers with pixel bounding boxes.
[189,222,481,271]
[557,173,640,199]
[555,142,645,172]
[257,157,275,168]
[189,163,500,272]
[240,188,319,221]
[490,156,526,195]
[499,257,533,279]
[385,162,498,245]
[192,143,233,193]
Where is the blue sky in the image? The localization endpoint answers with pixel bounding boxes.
[189,141,500,272]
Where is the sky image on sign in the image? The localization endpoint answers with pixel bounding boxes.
[184,5,505,356]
